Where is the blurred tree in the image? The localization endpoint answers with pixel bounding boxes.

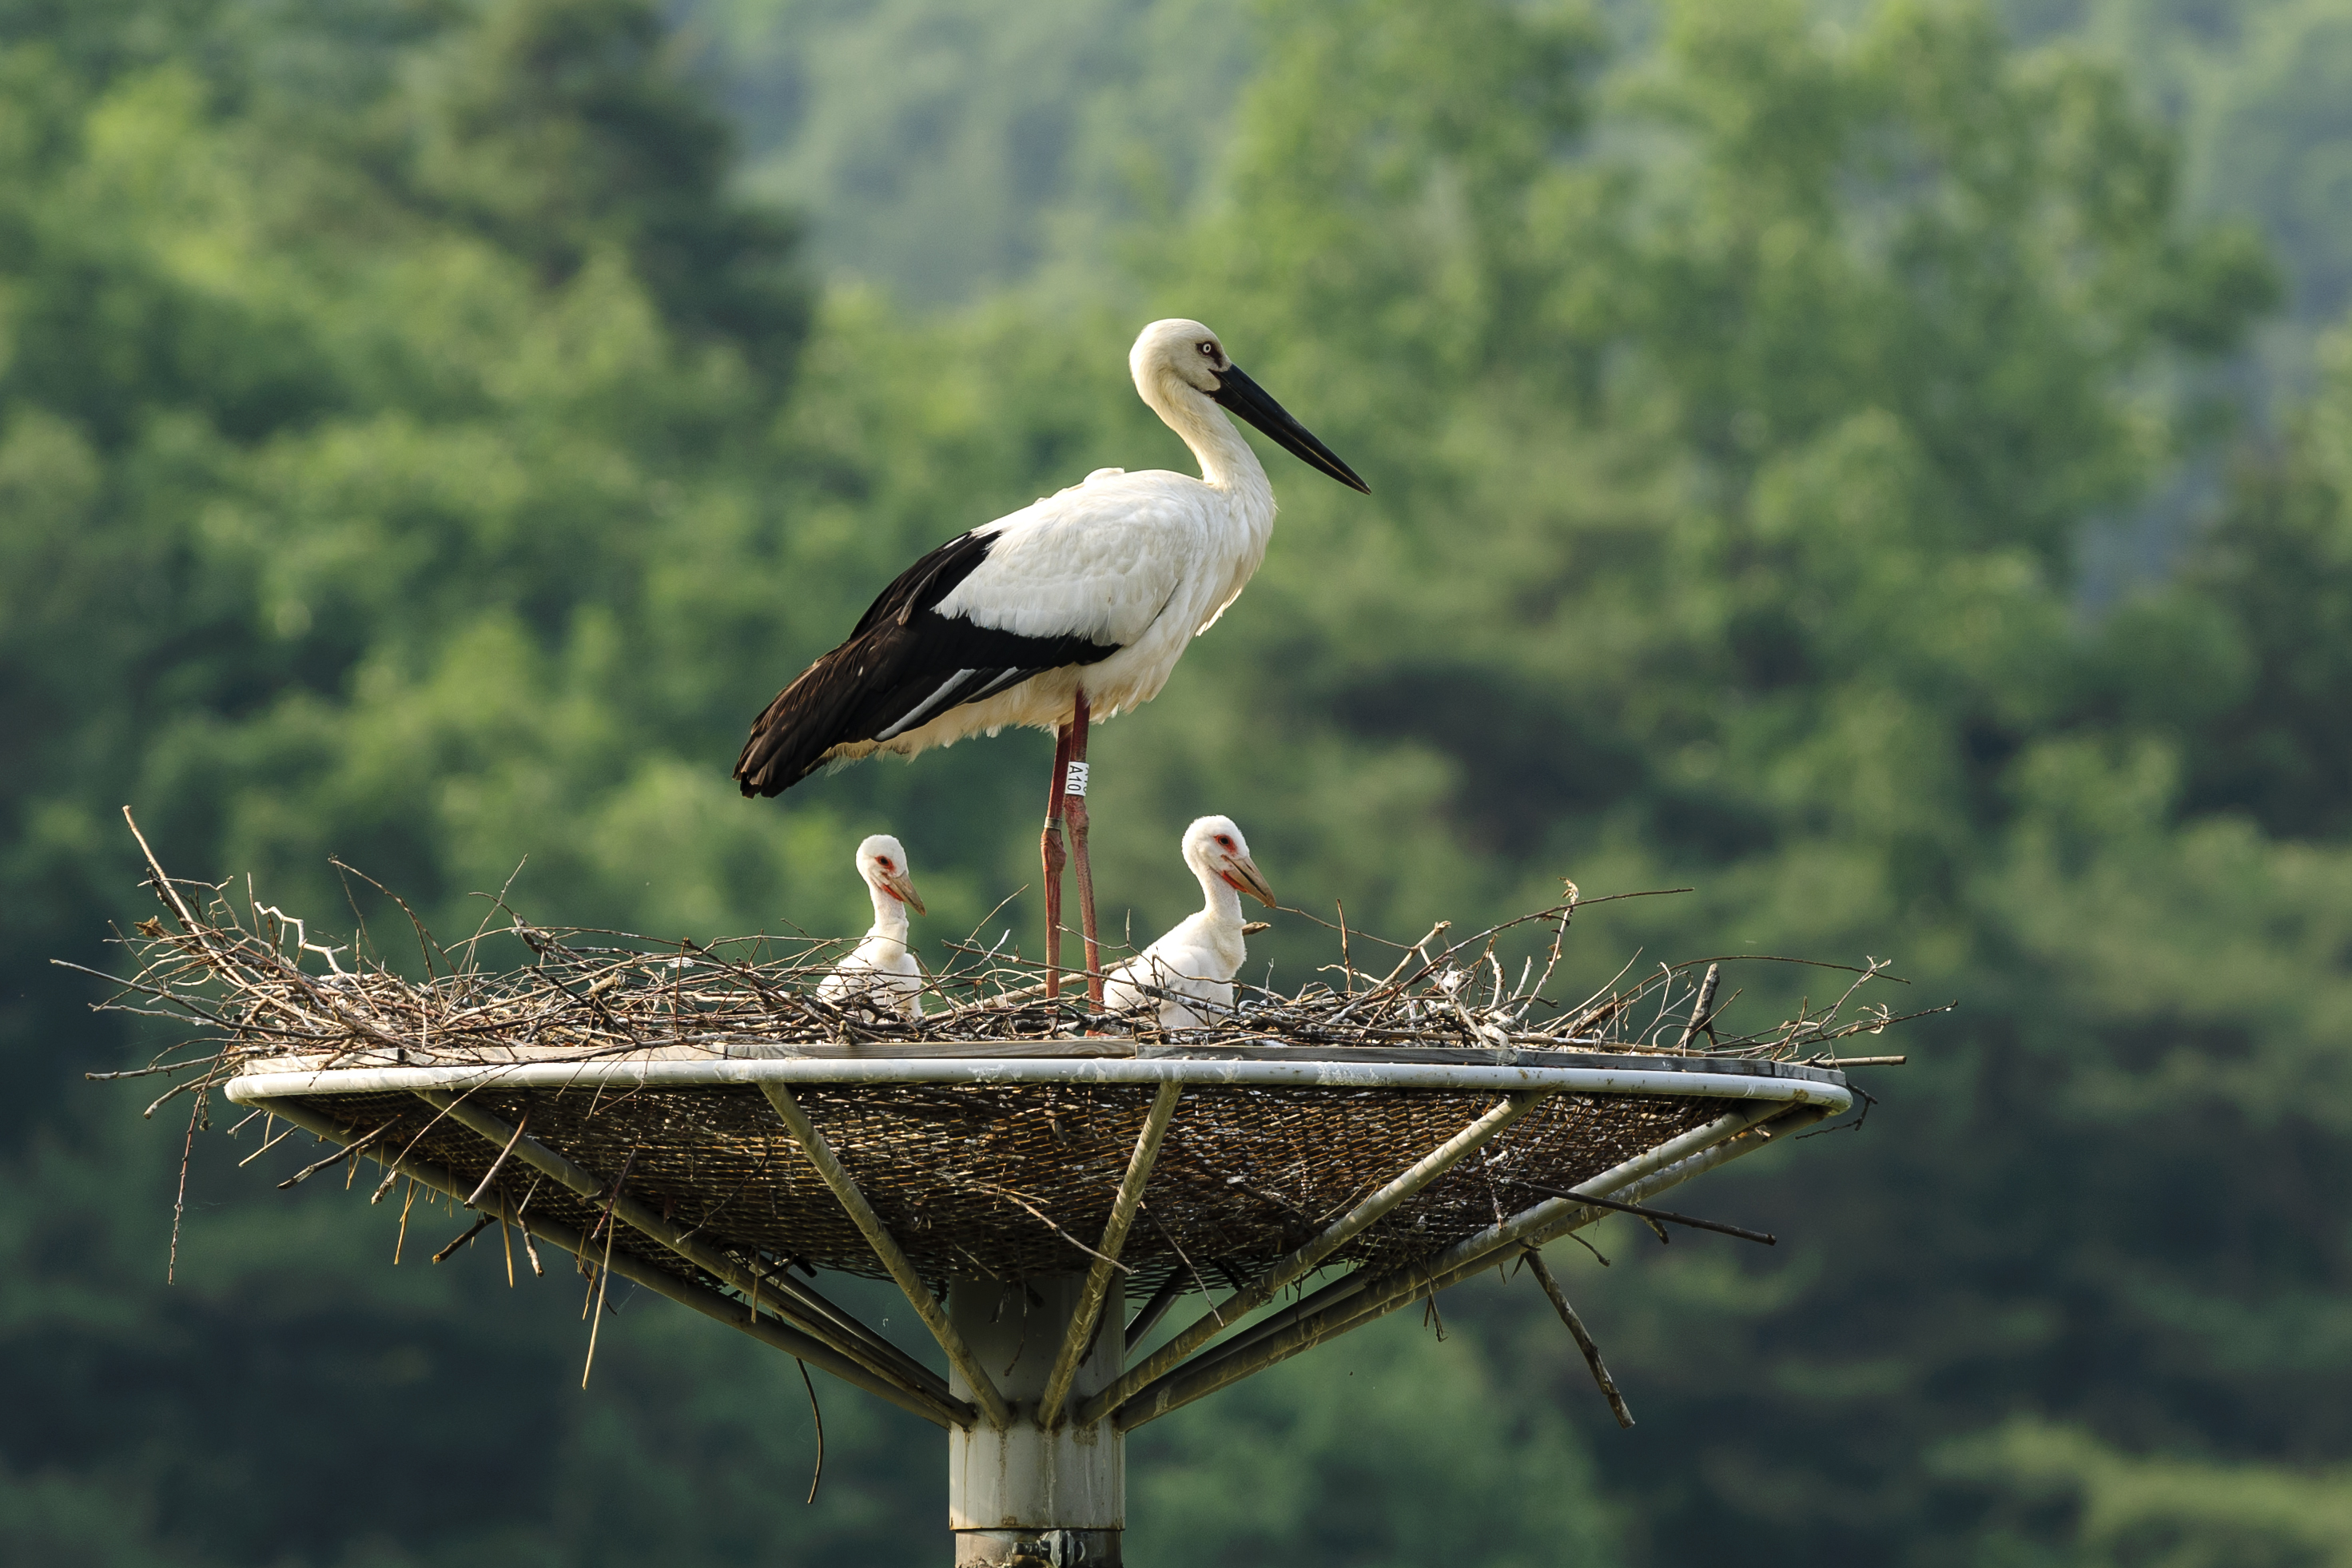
[6,0,2350,1564]
[1128,1311,1622,1568]
[696,0,1254,303]
[2160,327,2352,835]
[410,0,808,371]
[2179,0,2352,328]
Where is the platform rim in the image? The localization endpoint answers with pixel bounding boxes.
[221,1051,1853,1113]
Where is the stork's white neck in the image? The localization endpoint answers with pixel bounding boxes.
[1151,383,1274,509]
[866,879,910,949]
[1187,849,1246,931]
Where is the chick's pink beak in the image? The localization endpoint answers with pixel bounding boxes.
[882,870,926,915]
[1222,855,1276,910]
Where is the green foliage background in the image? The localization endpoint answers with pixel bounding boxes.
[5,0,2352,1562]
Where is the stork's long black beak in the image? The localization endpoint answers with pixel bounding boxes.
[1212,364,1371,494]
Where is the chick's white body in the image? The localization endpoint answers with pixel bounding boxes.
[1104,816,1275,1031]
[818,834,926,1021]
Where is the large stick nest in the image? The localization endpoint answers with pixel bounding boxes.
[86,838,1932,1296]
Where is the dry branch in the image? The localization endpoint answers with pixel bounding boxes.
[1524,1248,1634,1428]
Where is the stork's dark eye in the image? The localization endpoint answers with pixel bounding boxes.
[878,858,893,870]
[1217,836,1234,848]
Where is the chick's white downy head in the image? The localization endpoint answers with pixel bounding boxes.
[855,834,925,915]
[1181,815,1275,909]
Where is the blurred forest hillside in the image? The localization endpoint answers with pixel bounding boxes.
[6,0,2352,1565]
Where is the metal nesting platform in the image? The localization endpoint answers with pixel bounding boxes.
[223,1042,1847,1566]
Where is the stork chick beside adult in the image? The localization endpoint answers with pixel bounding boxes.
[817,834,928,1021]
[1104,815,1276,1031]
[734,319,1367,1002]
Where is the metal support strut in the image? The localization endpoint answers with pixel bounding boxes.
[1111,1101,1832,1429]
[257,1095,958,1427]
[412,1089,964,1421]
[1039,1081,1181,1427]
[762,1083,1014,1429]
[1073,1090,1549,1427]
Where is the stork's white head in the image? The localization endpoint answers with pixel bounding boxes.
[1128,320,1371,495]
[1131,317,1232,401]
[855,834,925,914]
[1181,815,1277,909]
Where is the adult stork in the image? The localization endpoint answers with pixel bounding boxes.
[734,318,1367,1001]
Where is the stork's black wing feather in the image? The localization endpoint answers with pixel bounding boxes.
[734,530,1121,797]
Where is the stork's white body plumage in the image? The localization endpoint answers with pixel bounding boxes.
[817,834,927,1021]
[1104,816,1276,1032]
[813,360,1277,767]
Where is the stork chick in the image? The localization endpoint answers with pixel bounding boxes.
[818,834,928,1021]
[1104,816,1276,1031]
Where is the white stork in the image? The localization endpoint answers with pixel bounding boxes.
[816,833,928,1020]
[735,318,1366,1001]
[1104,816,1275,1031]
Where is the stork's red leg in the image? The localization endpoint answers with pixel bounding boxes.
[1042,721,1073,999]
[1064,690,1103,1007]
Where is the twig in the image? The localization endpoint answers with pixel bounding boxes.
[84,1059,214,1081]
[1506,1180,1775,1245]
[464,1107,531,1208]
[514,1176,546,1276]
[581,1176,625,1387]
[587,1148,639,1246]
[277,1120,394,1190]
[963,1179,1132,1272]
[1145,1205,1221,1327]
[799,1359,826,1505]
[431,1212,495,1264]
[166,1091,204,1283]
[122,807,204,936]
[1524,1248,1633,1428]
[1675,961,1721,1048]
[394,1177,417,1264]
[235,1116,300,1168]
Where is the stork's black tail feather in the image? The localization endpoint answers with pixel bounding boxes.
[734,655,866,796]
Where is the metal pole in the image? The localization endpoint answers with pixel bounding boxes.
[762,1084,1015,1428]
[948,1274,1125,1566]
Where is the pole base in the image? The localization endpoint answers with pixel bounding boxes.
[953,1526,1121,1566]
